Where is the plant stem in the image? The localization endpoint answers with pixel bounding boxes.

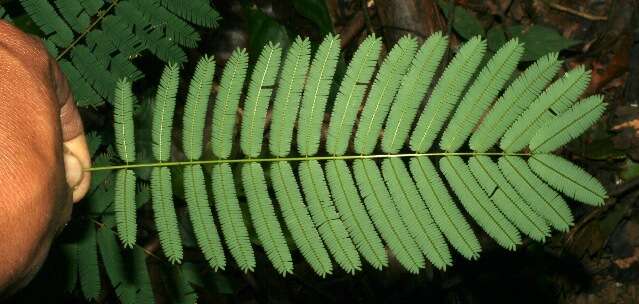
[85,152,531,172]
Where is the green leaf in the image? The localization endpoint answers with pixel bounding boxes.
[410,36,487,152]
[529,154,607,206]
[291,0,334,34]
[183,165,226,270]
[355,35,418,155]
[151,167,183,263]
[326,34,382,156]
[437,0,484,39]
[353,159,424,273]
[78,223,101,300]
[114,78,137,163]
[269,37,311,157]
[382,158,452,269]
[498,156,574,231]
[468,156,550,241]
[507,25,579,61]
[240,43,282,158]
[241,163,293,275]
[1,5,12,21]
[297,34,341,156]
[245,6,290,55]
[440,156,521,250]
[211,163,255,272]
[324,160,388,269]
[299,160,361,274]
[182,55,216,161]
[115,169,137,248]
[271,161,332,276]
[486,25,506,51]
[212,48,250,159]
[409,156,481,260]
[530,95,606,153]
[97,227,154,304]
[152,63,180,162]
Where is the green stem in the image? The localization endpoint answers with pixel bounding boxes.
[85,152,531,172]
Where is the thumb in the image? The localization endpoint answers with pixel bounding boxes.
[53,52,91,202]
[63,136,91,203]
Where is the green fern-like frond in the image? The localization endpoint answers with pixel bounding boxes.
[74,46,117,100]
[354,35,418,155]
[501,66,591,152]
[299,160,361,274]
[1,5,12,21]
[152,63,180,162]
[183,55,216,161]
[159,0,220,27]
[440,39,523,151]
[150,167,182,263]
[241,43,282,158]
[326,34,382,156]
[530,95,606,153]
[529,154,606,206]
[184,164,226,270]
[242,163,293,275]
[470,53,562,152]
[21,0,217,108]
[97,33,610,279]
[468,156,550,241]
[130,0,200,48]
[21,0,73,46]
[211,164,255,272]
[115,169,137,248]
[55,0,91,32]
[59,60,101,106]
[354,159,424,273]
[410,36,487,152]
[150,64,183,263]
[382,158,451,269]
[79,0,102,15]
[298,34,341,156]
[324,160,388,269]
[97,226,153,304]
[269,37,312,157]
[499,156,574,231]
[212,49,250,159]
[382,32,448,154]
[409,156,481,259]
[116,1,187,63]
[271,161,332,276]
[441,156,521,250]
[78,224,100,300]
[113,79,138,248]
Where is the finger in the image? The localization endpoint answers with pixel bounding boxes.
[63,136,91,203]
[52,52,91,202]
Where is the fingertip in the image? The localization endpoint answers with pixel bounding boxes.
[63,135,91,203]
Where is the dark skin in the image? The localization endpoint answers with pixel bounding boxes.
[0,21,91,295]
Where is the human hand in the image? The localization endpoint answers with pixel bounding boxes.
[0,21,91,294]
